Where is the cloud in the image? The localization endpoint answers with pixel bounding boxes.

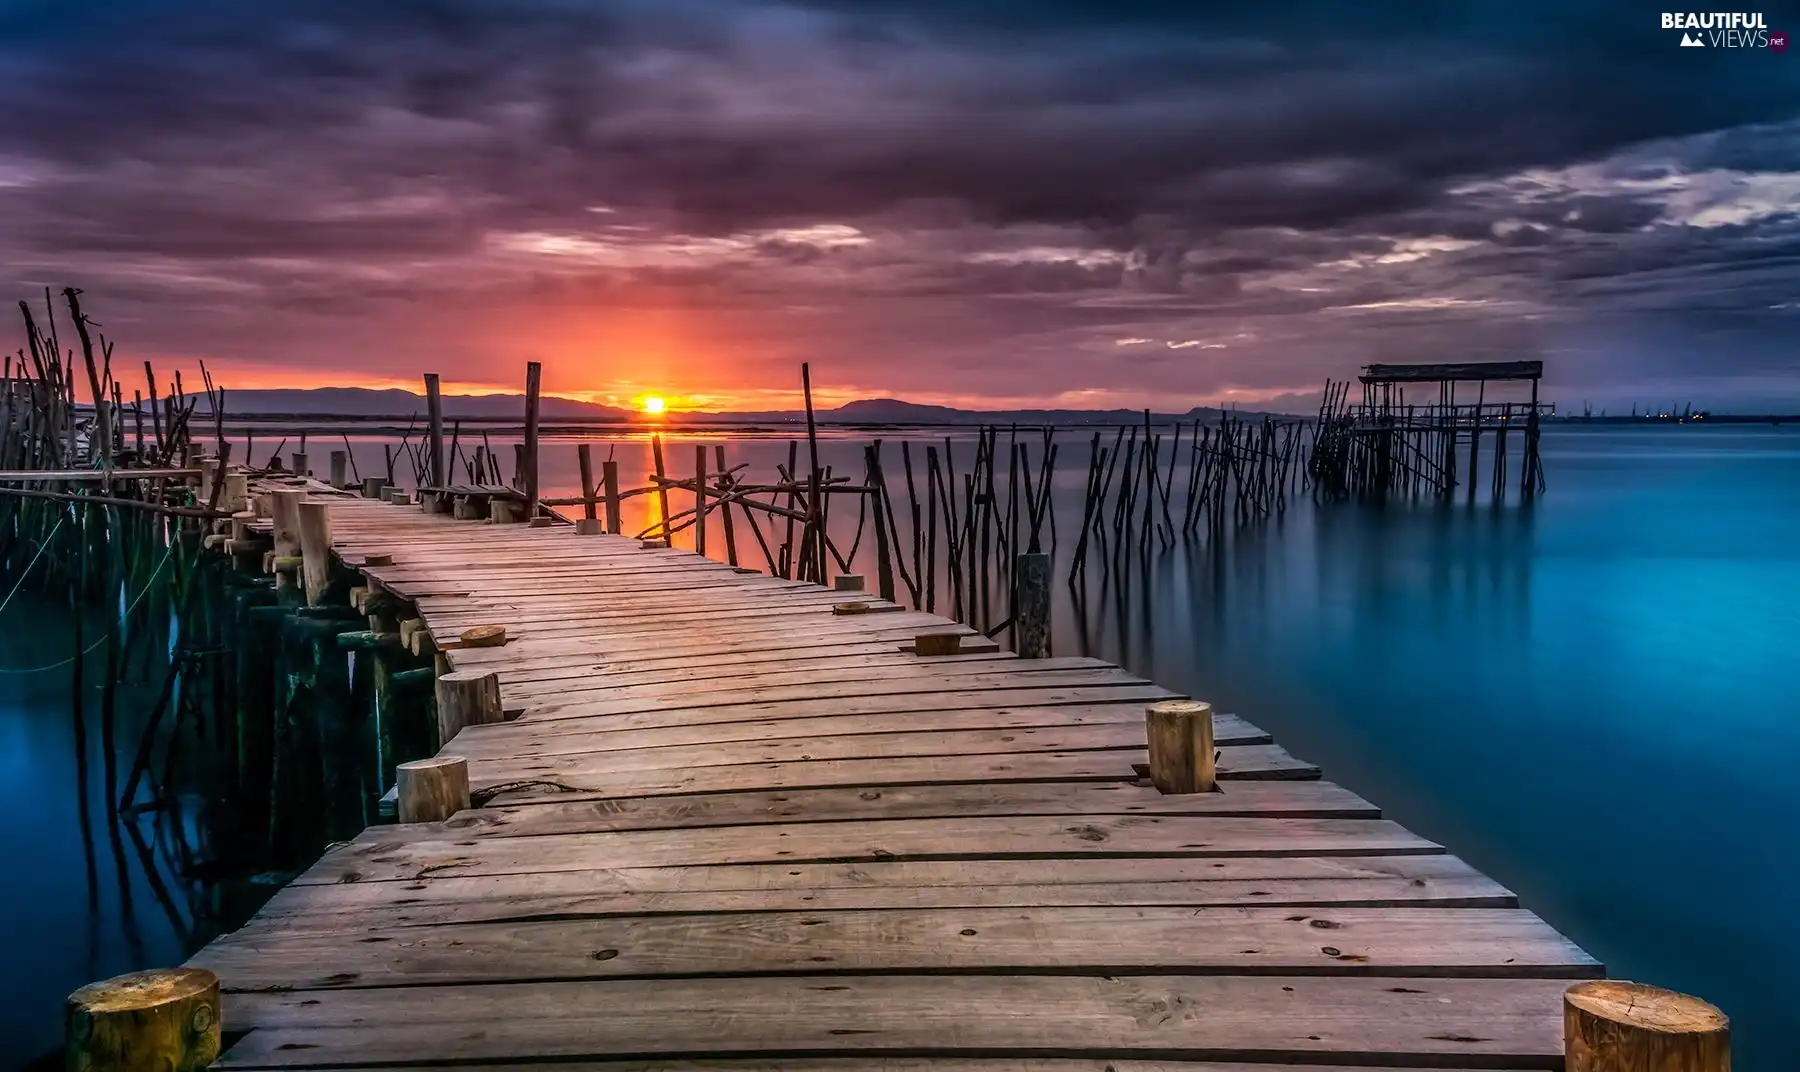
[0,1,1796,410]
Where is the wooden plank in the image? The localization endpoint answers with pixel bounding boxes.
[216,975,1571,1066]
[262,1063,1493,1072]
[295,815,1440,884]
[242,855,1516,931]
[195,906,1596,991]
[472,747,1316,804]
[513,685,1179,726]
[444,709,1268,761]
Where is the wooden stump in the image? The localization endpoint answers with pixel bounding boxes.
[833,601,871,615]
[1145,699,1217,794]
[222,472,249,513]
[388,488,414,505]
[914,632,962,656]
[574,517,604,535]
[66,967,221,1072]
[328,449,349,489]
[396,755,471,823]
[1565,980,1729,1072]
[640,538,669,549]
[833,573,865,592]
[436,669,503,744]
[360,476,389,499]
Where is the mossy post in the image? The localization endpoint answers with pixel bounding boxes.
[66,967,221,1071]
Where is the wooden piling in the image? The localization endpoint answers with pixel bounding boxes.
[424,372,445,489]
[360,476,389,499]
[268,489,304,559]
[328,450,348,490]
[577,443,597,521]
[296,500,332,606]
[1144,699,1216,794]
[522,361,542,517]
[396,755,471,824]
[1013,550,1051,658]
[914,631,962,657]
[65,967,221,1072]
[1564,981,1728,1072]
[602,459,622,534]
[435,669,502,745]
[694,443,708,557]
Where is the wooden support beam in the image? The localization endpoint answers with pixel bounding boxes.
[1145,699,1216,794]
[396,756,470,824]
[296,500,332,606]
[1565,981,1728,1072]
[65,967,221,1071]
[435,669,503,744]
[521,360,542,516]
[424,372,445,488]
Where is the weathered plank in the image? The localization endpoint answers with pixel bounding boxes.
[295,815,1441,885]
[216,975,1571,1067]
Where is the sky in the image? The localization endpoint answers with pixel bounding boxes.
[2,1,1798,413]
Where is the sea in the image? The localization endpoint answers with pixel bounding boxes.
[1,422,1795,1068]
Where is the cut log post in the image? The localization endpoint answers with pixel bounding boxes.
[489,497,524,524]
[435,669,503,745]
[640,537,668,550]
[328,450,349,489]
[268,489,305,558]
[229,510,255,543]
[577,443,598,520]
[574,517,604,535]
[914,631,962,656]
[222,471,249,513]
[387,488,413,505]
[65,967,221,1071]
[833,601,871,615]
[1013,550,1051,658]
[833,573,866,592]
[296,500,332,606]
[457,625,507,649]
[424,372,445,488]
[290,451,308,476]
[396,755,470,824]
[1564,981,1729,1072]
[602,460,622,533]
[1145,699,1216,794]
[360,476,389,499]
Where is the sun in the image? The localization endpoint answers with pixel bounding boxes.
[641,396,666,416]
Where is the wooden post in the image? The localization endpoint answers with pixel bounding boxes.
[715,444,739,566]
[424,372,445,489]
[435,669,502,745]
[834,573,865,592]
[268,489,305,559]
[65,967,221,1071]
[1014,550,1051,658]
[602,460,622,534]
[360,476,389,499]
[577,443,597,520]
[521,361,542,516]
[694,443,708,558]
[297,500,332,606]
[651,434,671,540]
[328,449,349,489]
[291,450,308,477]
[396,755,471,823]
[1564,981,1728,1072]
[1145,699,1216,793]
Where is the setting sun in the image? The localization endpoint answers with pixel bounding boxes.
[641,395,666,415]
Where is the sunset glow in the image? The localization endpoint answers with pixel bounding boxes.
[640,396,666,416]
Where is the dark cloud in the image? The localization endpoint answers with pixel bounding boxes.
[0,0,1796,409]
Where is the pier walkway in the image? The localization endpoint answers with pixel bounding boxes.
[191,489,1599,1068]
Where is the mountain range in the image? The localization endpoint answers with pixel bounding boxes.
[196,387,1277,425]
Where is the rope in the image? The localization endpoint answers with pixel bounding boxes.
[0,514,66,620]
[0,539,176,675]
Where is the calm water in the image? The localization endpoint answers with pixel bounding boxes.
[2,423,1794,1067]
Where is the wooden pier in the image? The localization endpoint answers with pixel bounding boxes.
[173,483,1615,1069]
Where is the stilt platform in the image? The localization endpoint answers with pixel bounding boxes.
[189,485,1600,1068]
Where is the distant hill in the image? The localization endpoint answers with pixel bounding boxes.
[195,386,1271,425]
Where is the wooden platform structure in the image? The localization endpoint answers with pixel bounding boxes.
[187,485,1602,1068]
